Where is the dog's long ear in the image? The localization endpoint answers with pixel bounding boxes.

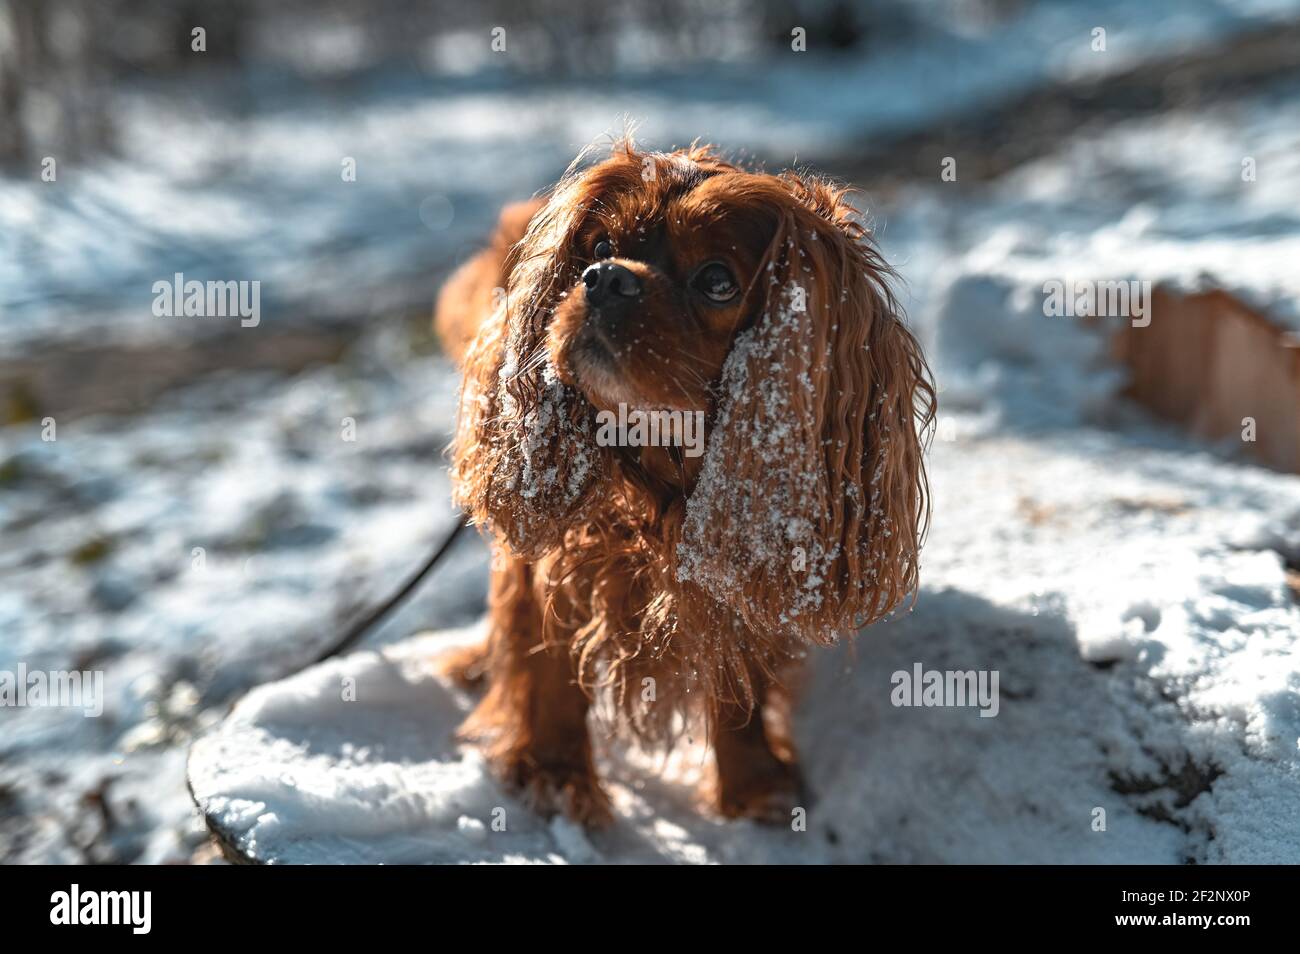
[450,173,614,557]
[674,174,935,642]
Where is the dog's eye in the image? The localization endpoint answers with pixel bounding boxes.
[594,239,613,260]
[691,262,739,304]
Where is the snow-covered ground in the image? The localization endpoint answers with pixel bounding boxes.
[4,0,1297,352]
[0,330,487,862]
[189,424,1300,864]
[3,1,1300,864]
[889,78,1300,336]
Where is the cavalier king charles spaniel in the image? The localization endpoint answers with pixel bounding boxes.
[434,140,934,826]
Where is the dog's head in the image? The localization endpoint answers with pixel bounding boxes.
[452,140,934,642]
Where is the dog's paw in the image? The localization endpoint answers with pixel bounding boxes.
[493,752,614,829]
[713,760,805,825]
[523,765,615,830]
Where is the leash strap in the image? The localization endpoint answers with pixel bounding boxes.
[308,517,473,667]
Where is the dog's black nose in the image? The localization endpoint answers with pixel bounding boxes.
[582,262,641,307]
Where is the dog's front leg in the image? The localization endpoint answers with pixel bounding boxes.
[710,665,805,824]
[458,552,611,827]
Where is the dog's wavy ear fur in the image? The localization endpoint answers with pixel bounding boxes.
[449,165,615,557]
[673,172,935,642]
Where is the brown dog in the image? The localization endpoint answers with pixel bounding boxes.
[435,140,934,826]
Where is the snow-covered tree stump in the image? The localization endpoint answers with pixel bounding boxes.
[187,624,595,864]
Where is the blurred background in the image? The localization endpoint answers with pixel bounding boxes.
[2,0,1299,864]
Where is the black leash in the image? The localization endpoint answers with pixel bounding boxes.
[307,516,473,667]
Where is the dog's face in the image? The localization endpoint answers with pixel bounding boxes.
[546,162,776,415]
[452,142,934,643]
